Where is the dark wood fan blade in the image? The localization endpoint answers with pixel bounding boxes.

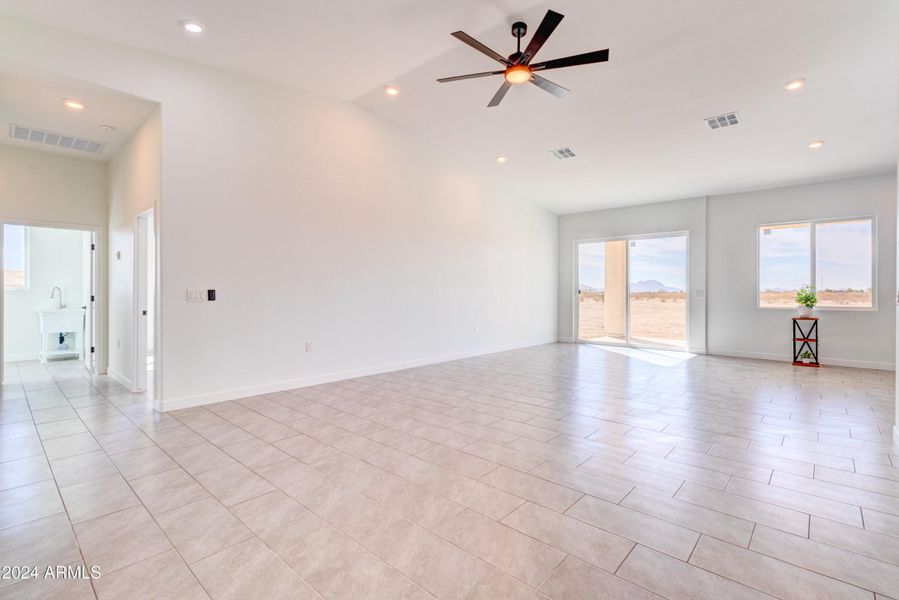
[487,81,512,107]
[530,74,570,98]
[530,49,609,71]
[519,10,564,65]
[437,70,504,83]
[451,31,510,65]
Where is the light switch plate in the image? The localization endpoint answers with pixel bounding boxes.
[187,288,206,302]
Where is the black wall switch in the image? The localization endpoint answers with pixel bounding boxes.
[207,289,216,301]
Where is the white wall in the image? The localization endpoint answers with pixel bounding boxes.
[0,144,108,373]
[558,174,896,370]
[106,109,160,390]
[558,197,708,353]
[708,174,896,369]
[3,227,86,361]
[0,16,558,409]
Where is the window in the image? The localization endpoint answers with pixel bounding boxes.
[2,224,27,290]
[758,218,874,308]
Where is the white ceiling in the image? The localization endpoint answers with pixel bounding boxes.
[0,59,157,161]
[0,0,894,212]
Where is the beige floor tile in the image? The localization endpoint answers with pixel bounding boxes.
[274,433,341,464]
[566,494,699,560]
[480,466,582,512]
[42,432,101,460]
[461,440,546,472]
[750,524,899,597]
[3,572,95,600]
[691,534,871,600]
[502,501,633,572]
[538,556,664,600]
[707,443,816,477]
[366,519,492,599]
[0,514,80,591]
[864,508,899,538]
[621,486,755,546]
[417,444,499,479]
[166,441,237,475]
[145,425,207,451]
[36,418,88,440]
[368,427,436,454]
[192,537,318,599]
[618,544,775,600]
[528,460,633,503]
[727,476,863,526]
[0,435,44,463]
[130,468,211,514]
[221,437,290,468]
[464,569,549,600]
[49,451,117,488]
[816,465,899,497]
[108,445,178,480]
[624,451,733,489]
[435,509,565,587]
[675,481,809,537]
[668,448,773,482]
[156,497,254,563]
[771,470,899,516]
[59,474,139,524]
[0,454,52,491]
[93,548,208,599]
[73,505,171,573]
[303,482,405,543]
[0,479,64,529]
[195,462,274,506]
[810,516,899,567]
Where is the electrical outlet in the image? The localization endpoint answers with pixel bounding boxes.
[187,289,206,302]
[473,324,479,334]
[305,342,313,353]
[116,339,120,349]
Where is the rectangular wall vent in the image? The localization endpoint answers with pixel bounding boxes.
[8,124,104,155]
[705,112,740,130]
[549,147,576,159]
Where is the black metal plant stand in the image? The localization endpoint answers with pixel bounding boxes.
[792,317,819,368]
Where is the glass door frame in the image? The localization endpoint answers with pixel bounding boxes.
[574,230,690,351]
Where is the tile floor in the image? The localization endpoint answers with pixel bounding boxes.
[0,344,897,599]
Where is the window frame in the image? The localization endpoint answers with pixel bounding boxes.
[2,224,30,291]
[756,216,877,311]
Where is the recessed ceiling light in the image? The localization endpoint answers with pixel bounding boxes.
[784,78,806,91]
[100,124,116,133]
[180,20,205,34]
[496,156,507,164]
[385,86,400,96]
[62,98,85,111]
[808,140,825,149]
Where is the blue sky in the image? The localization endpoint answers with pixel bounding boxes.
[759,221,872,291]
[578,236,687,291]
[2,225,25,271]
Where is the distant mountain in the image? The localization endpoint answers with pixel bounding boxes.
[630,280,681,293]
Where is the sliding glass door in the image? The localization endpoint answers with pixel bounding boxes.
[576,233,688,350]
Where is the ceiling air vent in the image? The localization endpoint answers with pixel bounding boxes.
[8,124,104,155]
[705,112,740,130]
[549,147,576,159]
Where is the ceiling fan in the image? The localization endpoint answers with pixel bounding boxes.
[437,9,609,107]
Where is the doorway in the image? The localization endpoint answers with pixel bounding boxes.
[576,232,688,350]
[1,221,99,381]
[135,210,155,398]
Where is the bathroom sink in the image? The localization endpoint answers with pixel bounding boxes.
[35,309,85,336]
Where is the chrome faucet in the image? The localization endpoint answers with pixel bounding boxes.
[50,286,65,309]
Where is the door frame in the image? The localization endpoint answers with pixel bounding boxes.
[573,230,690,351]
[0,218,103,383]
[133,209,157,399]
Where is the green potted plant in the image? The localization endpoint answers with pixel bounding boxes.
[798,350,814,364]
[795,285,817,317]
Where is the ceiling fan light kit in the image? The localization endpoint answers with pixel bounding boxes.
[437,9,610,107]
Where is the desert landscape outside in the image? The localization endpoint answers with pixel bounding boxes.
[577,291,687,346]
[759,289,873,307]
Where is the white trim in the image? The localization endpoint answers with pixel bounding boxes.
[893,425,899,446]
[157,338,557,412]
[107,366,136,392]
[709,348,894,371]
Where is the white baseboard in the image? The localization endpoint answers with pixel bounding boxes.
[107,367,136,392]
[158,338,558,412]
[708,348,895,371]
